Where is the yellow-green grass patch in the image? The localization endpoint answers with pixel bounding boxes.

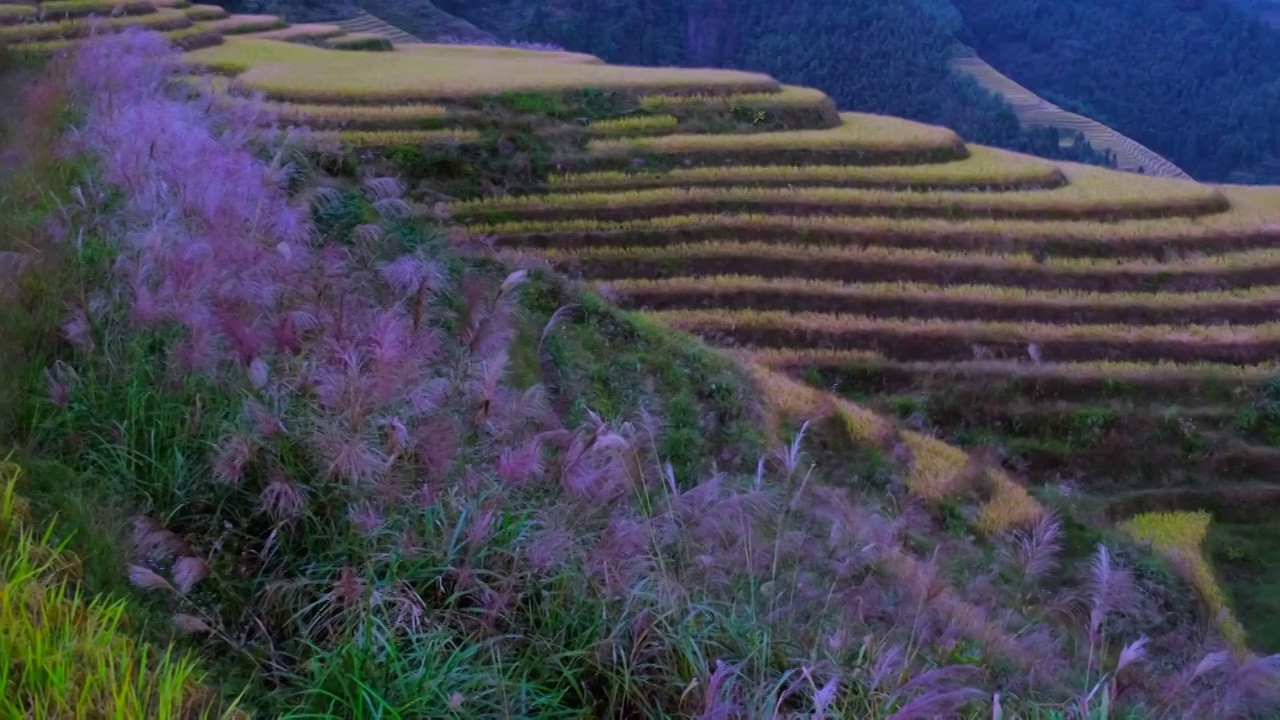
[221,39,780,103]
[314,128,482,148]
[647,308,1280,364]
[324,32,392,51]
[537,240,1280,293]
[245,22,343,42]
[744,360,1041,533]
[0,5,187,41]
[181,2,226,20]
[200,13,284,35]
[0,465,241,719]
[36,0,154,18]
[575,112,966,168]
[548,145,1066,192]
[1120,511,1248,648]
[587,114,680,137]
[600,276,1280,325]
[454,168,1228,224]
[0,3,35,22]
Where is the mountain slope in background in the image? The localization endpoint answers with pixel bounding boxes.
[953,0,1280,182]
[424,0,1114,167]
[214,0,359,23]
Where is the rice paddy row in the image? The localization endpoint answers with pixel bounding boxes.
[456,166,1229,224]
[313,128,482,148]
[545,241,1280,292]
[477,184,1280,259]
[566,112,966,169]
[0,6,189,43]
[601,276,1280,325]
[548,145,1066,192]
[647,309,1280,364]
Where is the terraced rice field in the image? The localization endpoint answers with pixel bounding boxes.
[0,0,415,56]
[46,24,1266,648]
[950,46,1192,180]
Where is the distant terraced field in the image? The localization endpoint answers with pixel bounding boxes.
[951,46,1193,180]
[87,26,1280,650]
[1,0,409,54]
[333,10,421,45]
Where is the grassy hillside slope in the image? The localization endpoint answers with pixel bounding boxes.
[953,0,1280,183]
[2,16,1279,718]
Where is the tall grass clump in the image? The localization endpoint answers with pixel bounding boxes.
[8,28,1278,718]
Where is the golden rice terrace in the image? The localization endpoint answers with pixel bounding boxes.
[0,0,386,54]
[19,19,1280,648]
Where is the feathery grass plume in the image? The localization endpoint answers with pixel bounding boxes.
[885,688,986,720]
[130,515,191,564]
[774,419,810,479]
[258,472,308,522]
[172,555,210,595]
[1005,509,1062,583]
[1201,652,1280,716]
[127,563,175,593]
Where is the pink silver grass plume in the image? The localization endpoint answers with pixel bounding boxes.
[71,28,178,106]
[1170,650,1280,717]
[1087,543,1140,647]
[1005,509,1062,583]
[66,30,313,374]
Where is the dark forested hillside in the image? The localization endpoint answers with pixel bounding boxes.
[214,0,357,22]
[1226,0,1280,27]
[953,0,1280,182]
